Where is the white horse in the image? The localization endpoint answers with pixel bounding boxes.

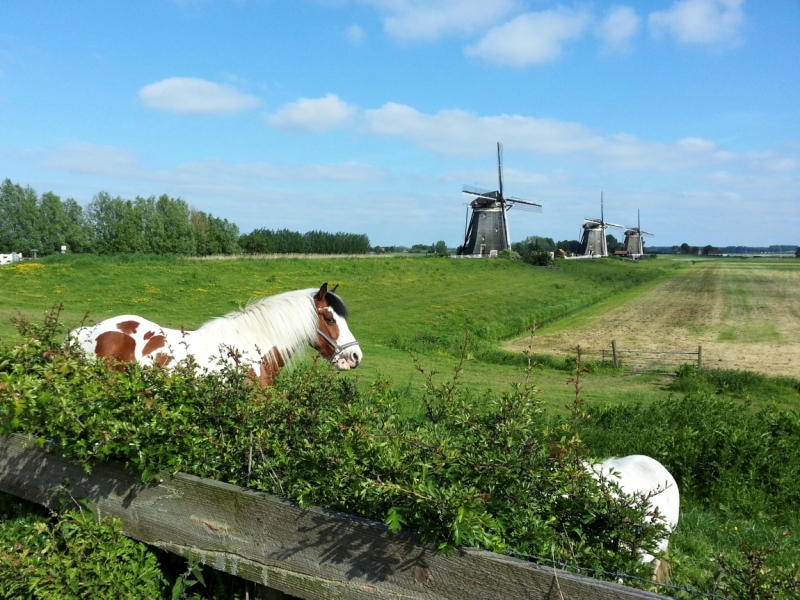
[69,283,362,385]
[587,455,679,583]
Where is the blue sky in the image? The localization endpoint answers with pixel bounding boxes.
[1,0,798,247]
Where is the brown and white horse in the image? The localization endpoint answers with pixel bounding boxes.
[69,283,361,385]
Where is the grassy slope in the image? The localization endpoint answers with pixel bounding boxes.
[0,254,682,413]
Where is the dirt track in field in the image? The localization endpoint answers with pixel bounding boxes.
[503,261,800,378]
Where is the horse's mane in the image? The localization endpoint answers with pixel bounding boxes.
[197,288,319,354]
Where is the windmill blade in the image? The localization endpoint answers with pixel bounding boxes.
[497,142,504,199]
[604,222,625,229]
[506,197,542,212]
[507,203,542,213]
[641,231,654,236]
[462,184,496,198]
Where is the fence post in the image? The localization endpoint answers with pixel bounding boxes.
[611,340,618,368]
[697,346,702,369]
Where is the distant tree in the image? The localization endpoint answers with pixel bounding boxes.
[37,192,70,254]
[87,193,148,254]
[61,198,95,253]
[512,236,555,266]
[0,179,41,254]
[606,234,622,253]
[679,243,691,254]
[192,209,240,255]
[556,239,582,255]
[795,247,799,258]
[146,195,196,255]
[701,245,718,255]
[433,240,448,255]
[239,228,368,254]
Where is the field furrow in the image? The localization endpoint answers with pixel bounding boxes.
[504,260,800,377]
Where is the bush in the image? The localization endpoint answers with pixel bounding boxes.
[0,311,670,581]
[576,392,800,522]
[0,494,166,599]
[671,364,800,398]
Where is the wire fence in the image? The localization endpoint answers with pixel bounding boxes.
[503,549,731,600]
[602,342,702,375]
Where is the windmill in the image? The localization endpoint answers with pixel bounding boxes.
[578,192,623,257]
[458,143,542,256]
[623,210,653,257]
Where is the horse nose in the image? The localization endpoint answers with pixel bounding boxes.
[349,347,362,368]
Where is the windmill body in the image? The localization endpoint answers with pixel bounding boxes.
[623,210,653,257]
[577,193,622,257]
[458,143,541,256]
[579,221,610,257]
[623,230,644,255]
[461,192,509,256]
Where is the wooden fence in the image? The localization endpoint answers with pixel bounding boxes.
[0,433,672,600]
[603,341,702,374]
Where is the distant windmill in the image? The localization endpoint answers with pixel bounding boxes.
[458,143,542,256]
[579,192,623,257]
[623,210,653,257]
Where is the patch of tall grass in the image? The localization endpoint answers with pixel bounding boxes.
[575,391,800,593]
[671,364,800,399]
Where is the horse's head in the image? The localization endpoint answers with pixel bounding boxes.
[313,283,362,370]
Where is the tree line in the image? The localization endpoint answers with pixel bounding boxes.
[0,179,370,256]
[239,228,371,254]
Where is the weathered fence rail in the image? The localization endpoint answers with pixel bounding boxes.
[0,433,671,600]
[603,341,702,374]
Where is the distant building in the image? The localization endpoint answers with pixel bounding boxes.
[0,253,23,265]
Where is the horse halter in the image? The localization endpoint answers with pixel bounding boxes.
[316,328,359,364]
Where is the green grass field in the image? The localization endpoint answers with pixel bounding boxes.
[0,253,685,413]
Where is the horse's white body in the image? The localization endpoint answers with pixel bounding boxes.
[70,287,362,375]
[587,455,679,581]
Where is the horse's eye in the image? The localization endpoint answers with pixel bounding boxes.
[324,316,335,324]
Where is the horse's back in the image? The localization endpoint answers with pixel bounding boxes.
[69,315,189,367]
[599,455,680,530]
[592,454,679,576]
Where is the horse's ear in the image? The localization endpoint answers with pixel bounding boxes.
[330,284,339,294]
[314,282,328,301]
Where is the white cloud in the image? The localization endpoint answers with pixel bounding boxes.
[267,94,356,132]
[595,6,640,51]
[705,171,800,198]
[345,24,365,44]
[465,7,593,66]
[138,77,261,115]
[363,102,597,155]
[361,102,752,170]
[440,167,553,187]
[744,152,800,172]
[364,0,517,42]
[42,143,387,185]
[649,0,744,45]
[43,143,144,178]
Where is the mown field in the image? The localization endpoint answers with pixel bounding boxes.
[506,257,800,382]
[1,253,799,598]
